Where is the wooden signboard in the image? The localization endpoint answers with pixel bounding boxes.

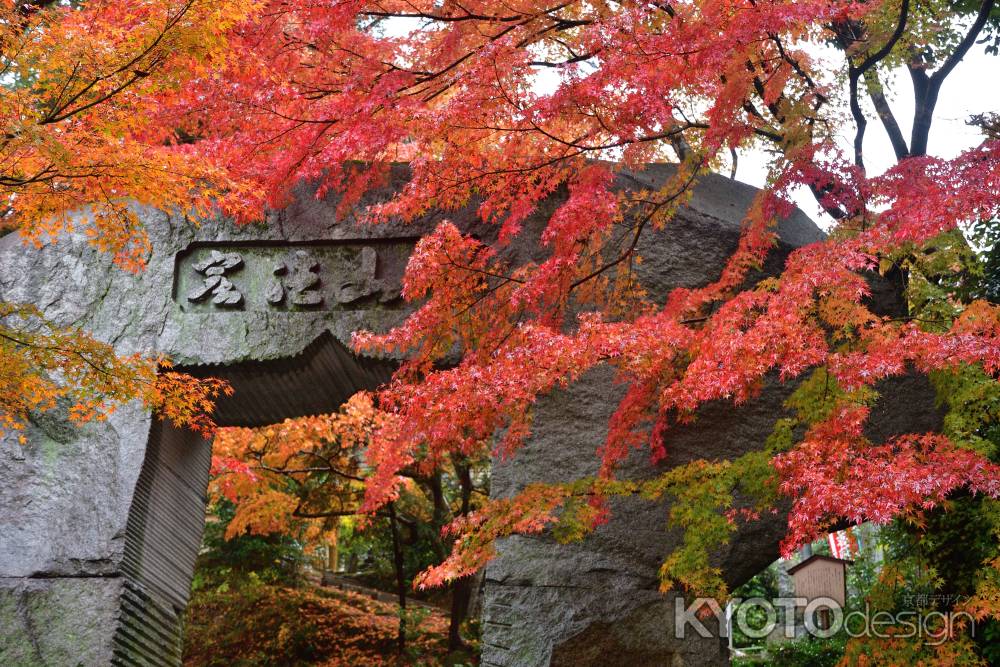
[788,554,853,608]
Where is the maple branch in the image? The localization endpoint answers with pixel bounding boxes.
[0,164,57,187]
[47,60,83,118]
[885,316,950,324]
[488,309,526,357]
[39,1,195,124]
[291,508,359,519]
[569,165,702,291]
[854,0,911,78]
[447,273,521,325]
[255,463,365,482]
[361,9,524,22]
[929,0,996,84]
[806,183,849,221]
[528,52,596,67]
[406,15,531,84]
[537,36,596,67]
[0,329,130,383]
[442,250,526,284]
[531,123,707,152]
[768,34,827,109]
[747,60,786,124]
[44,67,156,125]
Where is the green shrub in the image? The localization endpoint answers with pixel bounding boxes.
[732,636,846,667]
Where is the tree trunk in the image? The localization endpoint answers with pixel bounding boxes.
[447,458,476,652]
[326,523,339,573]
[449,576,474,652]
[388,502,407,654]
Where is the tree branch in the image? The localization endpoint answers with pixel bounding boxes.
[845,0,910,168]
[910,0,996,155]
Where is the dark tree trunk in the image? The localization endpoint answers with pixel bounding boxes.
[447,458,476,652]
[388,501,407,654]
[427,472,449,561]
[449,576,474,651]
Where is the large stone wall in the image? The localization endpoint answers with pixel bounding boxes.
[0,165,938,666]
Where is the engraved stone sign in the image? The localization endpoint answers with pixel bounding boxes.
[174,241,414,311]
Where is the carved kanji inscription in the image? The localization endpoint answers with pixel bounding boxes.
[174,241,412,311]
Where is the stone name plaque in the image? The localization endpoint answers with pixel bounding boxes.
[173,240,415,311]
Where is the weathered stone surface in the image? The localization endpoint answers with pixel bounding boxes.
[0,164,938,666]
[476,171,814,667]
[479,170,940,666]
[0,577,124,666]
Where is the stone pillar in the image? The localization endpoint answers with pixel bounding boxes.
[0,400,157,665]
[113,420,213,664]
[0,408,211,665]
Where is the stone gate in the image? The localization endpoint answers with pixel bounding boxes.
[0,164,939,665]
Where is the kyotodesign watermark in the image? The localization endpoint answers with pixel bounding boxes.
[675,597,976,646]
